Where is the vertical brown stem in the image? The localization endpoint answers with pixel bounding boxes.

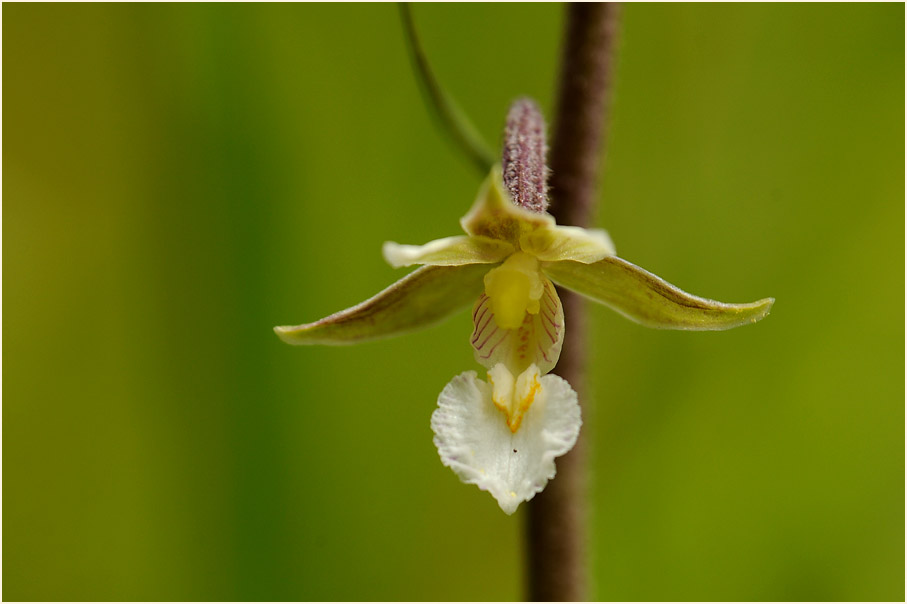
[526,3,620,602]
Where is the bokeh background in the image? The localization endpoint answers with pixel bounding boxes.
[4,3,903,601]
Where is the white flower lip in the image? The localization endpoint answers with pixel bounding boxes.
[431,367,581,515]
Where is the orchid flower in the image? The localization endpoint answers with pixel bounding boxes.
[275,100,773,514]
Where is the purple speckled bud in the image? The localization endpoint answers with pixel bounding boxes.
[502,98,550,213]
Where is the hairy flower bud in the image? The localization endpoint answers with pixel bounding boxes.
[502,98,550,213]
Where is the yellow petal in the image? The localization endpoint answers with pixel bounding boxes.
[482,252,545,330]
[521,225,616,263]
[382,235,513,268]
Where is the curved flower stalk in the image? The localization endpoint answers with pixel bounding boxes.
[275,101,773,514]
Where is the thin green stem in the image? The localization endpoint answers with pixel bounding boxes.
[398,3,495,175]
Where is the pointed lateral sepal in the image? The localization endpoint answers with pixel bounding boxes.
[275,263,489,345]
[543,257,774,331]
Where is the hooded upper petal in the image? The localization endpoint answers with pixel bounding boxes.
[471,270,564,376]
[459,166,554,245]
[431,368,581,514]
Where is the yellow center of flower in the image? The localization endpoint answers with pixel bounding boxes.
[487,363,542,433]
[483,252,544,330]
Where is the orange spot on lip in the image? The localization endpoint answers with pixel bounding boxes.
[506,375,541,433]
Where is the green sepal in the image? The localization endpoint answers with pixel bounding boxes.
[543,257,774,331]
[274,263,490,345]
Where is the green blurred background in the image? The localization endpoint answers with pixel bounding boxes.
[4,3,903,601]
